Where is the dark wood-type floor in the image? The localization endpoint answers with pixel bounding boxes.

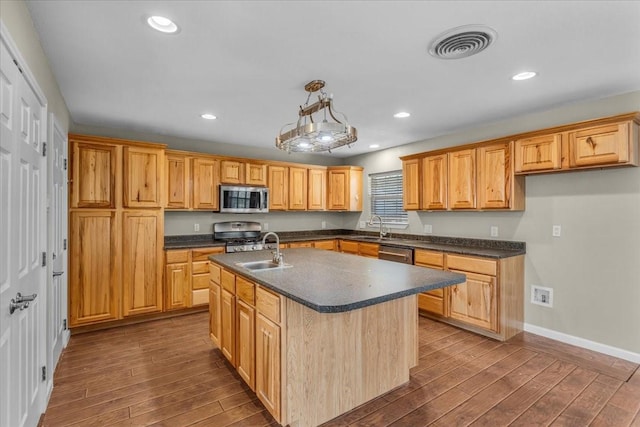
[41,312,640,427]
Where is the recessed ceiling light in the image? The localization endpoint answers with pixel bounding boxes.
[394,112,411,118]
[512,71,537,81]
[201,113,217,120]
[369,144,380,149]
[147,16,179,34]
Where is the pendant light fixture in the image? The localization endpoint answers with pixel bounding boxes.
[276,80,357,153]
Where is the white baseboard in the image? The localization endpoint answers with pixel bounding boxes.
[523,323,640,364]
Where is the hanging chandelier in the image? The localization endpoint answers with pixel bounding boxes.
[276,80,357,153]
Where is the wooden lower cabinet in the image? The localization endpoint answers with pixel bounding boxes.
[191,247,224,306]
[209,281,221,348]
[165,260,190,310]
[255,312,281,420]
[237,300,256,390]
[312,240,335,250]
[220,288,236,365]
[414,249,447,316]
[338,240,379,257]
[449,270,497,332]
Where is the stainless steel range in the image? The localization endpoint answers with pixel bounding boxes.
[213,221,277,253]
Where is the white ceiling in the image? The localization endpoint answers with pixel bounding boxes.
[26,1,640,158]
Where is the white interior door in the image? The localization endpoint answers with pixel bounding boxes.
[0,30,48,427]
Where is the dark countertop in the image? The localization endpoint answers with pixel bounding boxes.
[210,248,466,313]
[165,230,525,258]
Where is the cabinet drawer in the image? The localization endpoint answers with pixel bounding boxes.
[446,254,497,276]
[418,293,444,316]
[209,263,221,285]
[192,260,209,274]
[237,276,255,305]
[340,240,359,254]
[192,247,224,262]
[192,274,209,290]
[288,241,313,248]
[313,240,335,250]
[359,242,379,258]
[192,289,209,306]
[221,269,236,293]
[414,250,444,268]
[425,288,443,297]
[166,249,189,264]
[256,287,281,324]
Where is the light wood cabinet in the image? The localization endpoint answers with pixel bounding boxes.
[191,247,224,306]
[268,165,288,210]
[414,249,447,316]
[123,146,163,208]
[402,158,421,210]
[246,162,268,186]
[338,240,378,257]
[514,133,562,173]
[209,282,221,347]
[287,241,314,248]
[448,269,497,332]
[122,210,163,316]
[478,142,525,210]
[192,157,220,210]
[71,141,117,208]
[338,239,359,255]
[220,159,243,184]
[288,166,308,210]
[256,311,281,420]
[569,122,632,168]
[307,167,327,211]
[313,240,335,250]
[165,151,190,209]
[165,249,190,310]
[237,299,256,390]
[221,287,236,365]
[422,154,448,210]
[327,166,363,211]
[448,148,476,209]
[69,211,120,326]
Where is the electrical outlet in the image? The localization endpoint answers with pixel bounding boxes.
[194,223,200,232]
[552,225,561,237]
[321,221,326,229]
[263,223,269,231]
[423,224,433,234]
[531,285,553,307]
[490,226,498,237]
[359,221,366,229]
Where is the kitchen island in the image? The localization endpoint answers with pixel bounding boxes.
[209,248,465,427]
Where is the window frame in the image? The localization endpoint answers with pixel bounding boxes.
[368,170,408,227]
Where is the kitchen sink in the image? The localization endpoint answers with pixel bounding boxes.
[236,260,292,271]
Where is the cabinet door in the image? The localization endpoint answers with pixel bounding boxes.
[327,169,348,210]
[358,242,379,258]
[123,146,163,208]
[313,240,335,250]
[288,167,308,210]
[221,288,236,365]
[69,211,120,326]
[514,133,562,173]
[246,163,267,186]
[165,153,189,209]
[338,240,359,254]
[220,160,244,184]
[307,168,326,211]
[448,149,476,209]
[569,122,630,167]
[268,166,288,210]
[209,281,221,348]
[448,270,497,332]
[122,210,163,316]
[71,142,117,208]
[402,159,421,210]
[165,262,190,310]
[478,142,512,209]
[414,250,446,316]
[237,299,256,391]
[422,154,448,210]
[256,313,281,421]
[192,157,220,210]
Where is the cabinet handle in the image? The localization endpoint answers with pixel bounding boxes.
[586,137,596,147]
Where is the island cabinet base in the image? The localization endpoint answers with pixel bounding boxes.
[281,295,418,427]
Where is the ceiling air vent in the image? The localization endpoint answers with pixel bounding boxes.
[429,25,497,60]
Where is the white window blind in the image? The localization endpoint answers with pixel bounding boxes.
[369,170,408,224]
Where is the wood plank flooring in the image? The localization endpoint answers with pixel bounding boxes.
[41,312,640,426]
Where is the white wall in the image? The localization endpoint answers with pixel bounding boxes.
[344,91,640,354]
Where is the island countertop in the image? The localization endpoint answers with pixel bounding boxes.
[210,248,466,313]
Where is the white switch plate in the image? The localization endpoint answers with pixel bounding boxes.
[423,224,433,234]
[552,225,561,237]
[359,221,366,229]
[490,226,499,237]
[263,223,269,231]
[194,223,200,232]
[321,220,326,229]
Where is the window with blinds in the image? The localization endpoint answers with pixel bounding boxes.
[369,170,408,224]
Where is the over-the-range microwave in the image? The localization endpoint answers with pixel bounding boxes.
[219,185,269,213]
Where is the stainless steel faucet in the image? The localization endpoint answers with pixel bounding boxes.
[262,231,283,265]
[368,215,388,239]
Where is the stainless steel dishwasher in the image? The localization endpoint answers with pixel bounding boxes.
[378,244,414,264]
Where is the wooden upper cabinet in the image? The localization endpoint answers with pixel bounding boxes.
[448,149,476,209]
[514,133,563,173]
[569,122,631,168]
[478,142,524,210]
[165,152,190,209]
[122,210,163,317]
[268,165,288,210]
[71,141,117,208]
[220,160,244,184]
[192,157,220,210]
[422,154,448,210]
[288,167,308,210]
[402,159,421,210]
[246,163,268,186]
[307,168,327,211]
[123,146,163,208]
[327,166,363,211]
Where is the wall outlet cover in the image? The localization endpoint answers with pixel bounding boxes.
[552,225,562,237]
[263,223,269,231]
[321,221,327,229]
[359,221,366,229]
[423,224,433,234]
[490,226,499,237]
[194,223,200,232]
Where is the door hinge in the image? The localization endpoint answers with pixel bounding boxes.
[63,319,67,330]
[41,366,47,382]
[63,239,67,250]
[42,252,47,267]
[63,158,68,170]
[42,142,46,157]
